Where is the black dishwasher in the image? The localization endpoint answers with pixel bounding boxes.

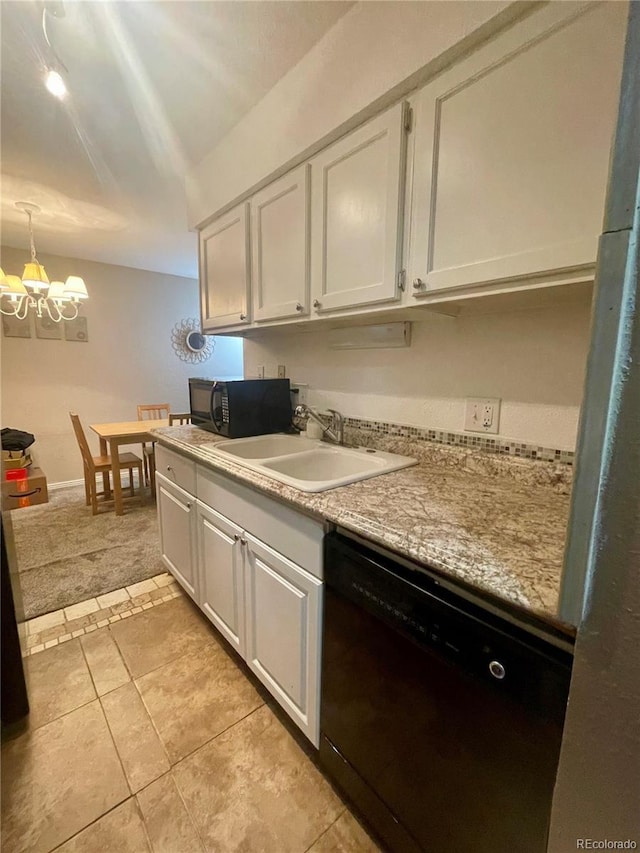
[320,530,573,853]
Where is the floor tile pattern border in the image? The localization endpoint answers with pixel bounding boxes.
[21,575,184,658]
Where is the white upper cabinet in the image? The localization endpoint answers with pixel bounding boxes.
[408,2,627,296]
[200,202,251,331]
[310,101,409,313]
[251,165,310,322]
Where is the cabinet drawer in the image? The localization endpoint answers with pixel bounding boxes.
[196,465,324,578]
[155,445,196,495]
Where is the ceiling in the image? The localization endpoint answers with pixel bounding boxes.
[0,1,353,278]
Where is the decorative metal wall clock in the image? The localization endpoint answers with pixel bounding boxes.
[171,318,214,364]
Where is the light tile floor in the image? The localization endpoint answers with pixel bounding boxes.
[2,591,381,853]
[22,574,181,656]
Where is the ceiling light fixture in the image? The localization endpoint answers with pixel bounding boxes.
[42,3,69,100]
[44,68,67,99]
[0,202,89,323]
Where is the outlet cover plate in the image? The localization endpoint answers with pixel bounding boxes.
[464,398,501,434]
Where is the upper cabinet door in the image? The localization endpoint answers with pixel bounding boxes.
[409,2,627,296]
[199,203,251,331]
[310,102,409,313]
[251,165,310,322]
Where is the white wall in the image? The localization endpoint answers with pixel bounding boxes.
[187,0,520,226]
[0,246,243,483]
[244,297,593,450]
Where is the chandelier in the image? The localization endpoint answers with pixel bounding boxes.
[0,202,89,323]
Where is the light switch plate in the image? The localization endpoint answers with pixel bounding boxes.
[464,398,501,434]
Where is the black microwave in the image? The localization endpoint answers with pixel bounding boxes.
[189,378,292,438]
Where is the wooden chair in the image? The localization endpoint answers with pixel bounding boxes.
[69,413,144,515]
[137,403,170,492]
[169,413,191,425]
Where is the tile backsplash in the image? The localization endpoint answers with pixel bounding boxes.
[340,416,576,465]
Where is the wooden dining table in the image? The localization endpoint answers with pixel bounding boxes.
[90,419,169,515]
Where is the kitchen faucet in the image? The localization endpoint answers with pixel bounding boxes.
[295,404,345,446]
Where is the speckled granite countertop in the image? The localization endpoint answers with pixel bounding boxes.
[152,425,574,630]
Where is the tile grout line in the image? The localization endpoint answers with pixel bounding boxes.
[47,797,137,853]
[131,794,155,853]
[128,632,219,684]
[130,636,259,759]
[137,769,208,853]
[170,702,267,772]
[302,807,348,853]
[77,638,140,804]
[98,689,139,801]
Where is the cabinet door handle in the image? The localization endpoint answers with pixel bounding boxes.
[313,299,321,309]
[233,533,240,542]
[239,313,247,321]
[166,466,173,473]
[295,303,304,312]
[240,538,247,546]
[412,278,426,290]
[186,502,192,509]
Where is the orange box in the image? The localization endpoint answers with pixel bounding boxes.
[1,467,48,510]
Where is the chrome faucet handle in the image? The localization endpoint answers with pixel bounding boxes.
[326,409,344,444]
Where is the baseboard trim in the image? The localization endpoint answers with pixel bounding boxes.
[49,479,85,491]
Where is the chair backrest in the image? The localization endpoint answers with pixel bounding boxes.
[137,403,170,421]
[169,413,191,425]
[69,412,94,472]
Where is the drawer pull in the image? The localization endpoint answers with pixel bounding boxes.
[295,303,303,312]
[313,299,321,309]
[233,534,240,542]
[240,538,247,546]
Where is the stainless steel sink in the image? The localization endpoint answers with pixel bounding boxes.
[199,434,417,492]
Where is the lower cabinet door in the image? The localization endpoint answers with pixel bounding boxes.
[156,473,197,600]
[244,532,322,746]
[197,502,246,656]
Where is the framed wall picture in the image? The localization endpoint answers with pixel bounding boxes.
[2,314,32,338]
[34,314,63,340]
[64,316,88,342]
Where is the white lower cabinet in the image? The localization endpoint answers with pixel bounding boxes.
[156,473,198,601]
[157,456,324,746]
[196,502,246,657]
[244,533,322,745]
[176,465,325,747]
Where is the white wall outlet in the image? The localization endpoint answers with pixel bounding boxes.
[464,398,501,434]
[256,365,265,379]
[277,364,286,378]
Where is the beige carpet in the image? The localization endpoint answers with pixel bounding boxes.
[11,484,165,620]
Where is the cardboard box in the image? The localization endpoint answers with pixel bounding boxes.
[2,449,29,460]
[2,452,32,471]
[2,467,48,510]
